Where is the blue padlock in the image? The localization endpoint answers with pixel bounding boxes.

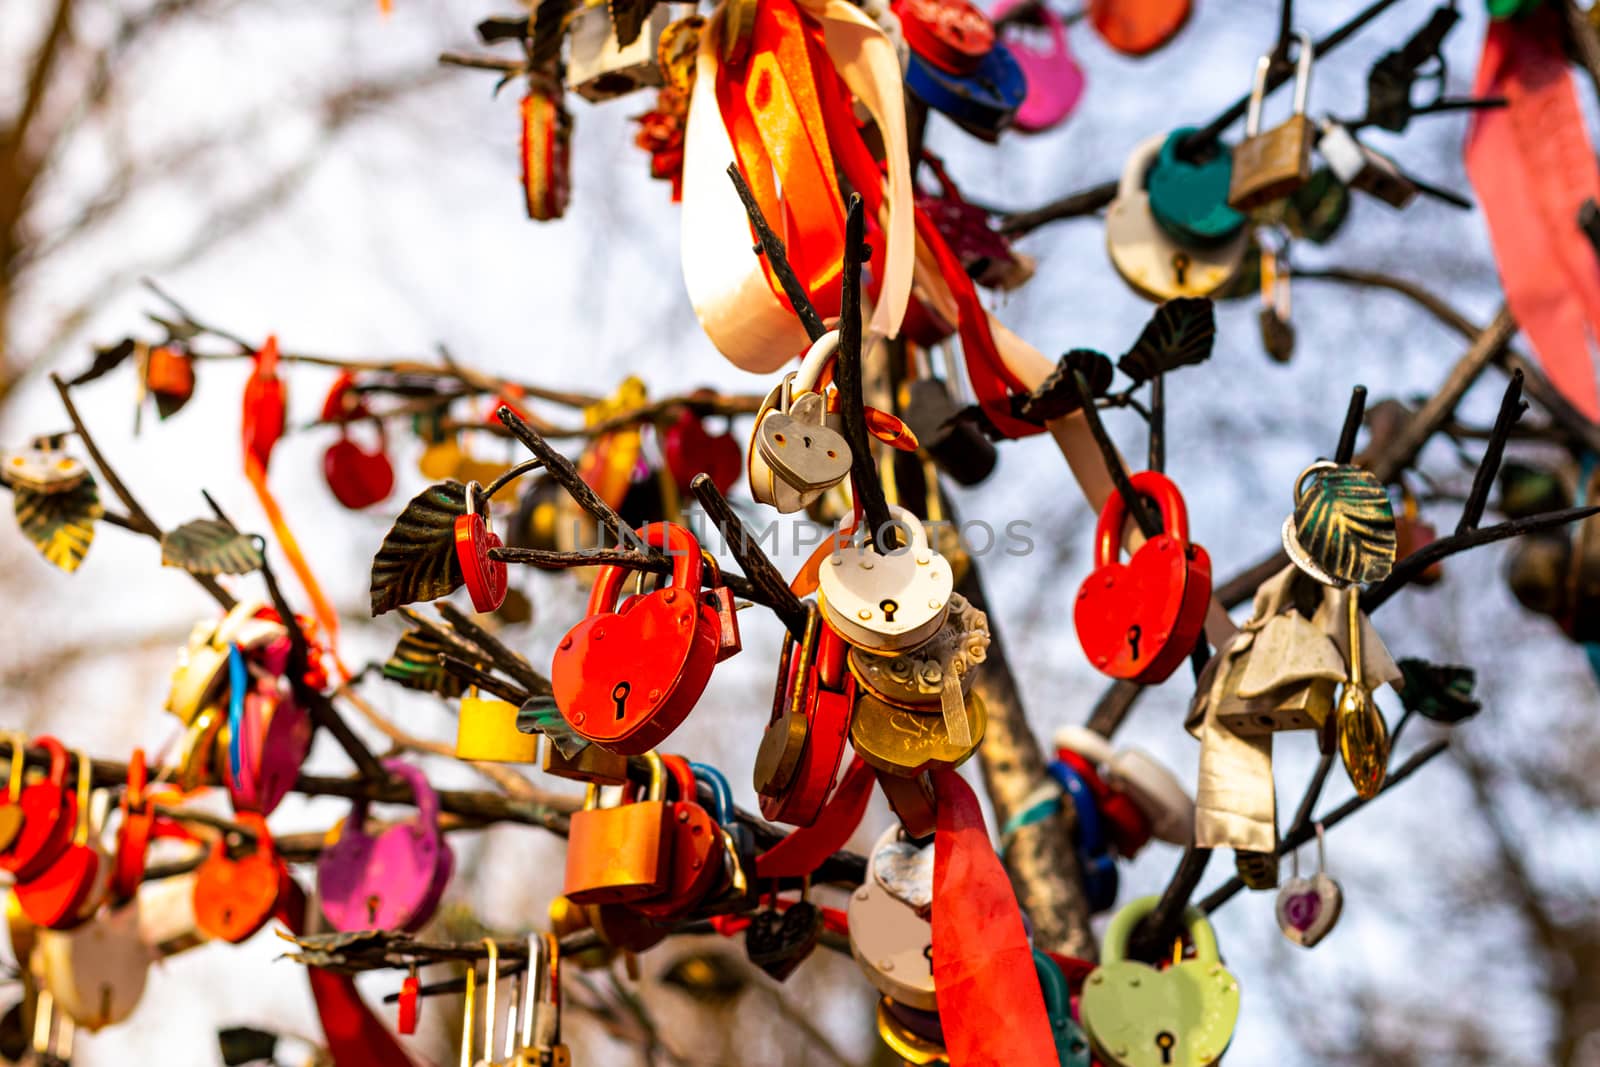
[1146,127,1247,247]
[905,41,1027,139]
[1046,759,1119,913]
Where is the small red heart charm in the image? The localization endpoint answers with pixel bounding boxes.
[242,336,287,472]
[661,408,742,495]
[324,439,395,509]
[397,974,421,1035]
[454,512,508,613]
[15,842,100,929]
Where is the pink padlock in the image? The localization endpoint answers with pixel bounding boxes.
[991,0,1084,133]
[225,681,312,818]
[316,760,454,932]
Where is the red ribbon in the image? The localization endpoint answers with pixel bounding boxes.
[277,881,415,1067]
[756,756,875,880]
[931,769,1056,1067]
[1465,9,1600,420]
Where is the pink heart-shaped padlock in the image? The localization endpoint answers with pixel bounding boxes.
[991,0,1084,133]
[1276,873,1343,947]
[317,760,454,932]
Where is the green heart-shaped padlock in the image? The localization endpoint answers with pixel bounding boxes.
[1147,128,1248,248]
[1033,948,1091,1067]
[1080,895,1240,1067]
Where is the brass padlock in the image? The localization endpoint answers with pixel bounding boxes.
[456,689,542,763]
[562,754,673,905]
[1229,32,1315,211]
[542,739,630,785]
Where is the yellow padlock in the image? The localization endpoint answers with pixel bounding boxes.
[455,689,541,763]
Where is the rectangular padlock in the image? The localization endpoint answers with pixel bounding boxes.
[562,760,675,904]
[1316,121,1417,209]
[1229,33,1315,211]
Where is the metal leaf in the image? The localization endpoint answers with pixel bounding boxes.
[1396,658,1480,724]
[1117,298,1216,383]
[14,478,102,572]
[161,518,264,576]
[1018,349,1115,422]
[369,480,467,616]
[518,695,587,758]
[1290,465,1397,586]
[382,628,468,698]
[68,338,138,387]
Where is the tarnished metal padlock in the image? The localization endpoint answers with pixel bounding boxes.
[1229,33,1315,211]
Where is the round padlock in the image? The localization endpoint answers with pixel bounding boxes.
[904,41,1025,139]
[1146,128,1247,247]
[892,0,995,75]
[1106,134,1249,302]
[819,507,953,654]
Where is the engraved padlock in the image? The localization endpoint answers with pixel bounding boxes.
[749,330,853,513]
[1229,32,1315,211]
[1106,135,1248,302]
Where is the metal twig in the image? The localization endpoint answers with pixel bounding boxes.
[1456,371,1525,535]
[834,194,896,552]
[688,475,810,637]
[726,166,828,343]
[1335,386,1367,464]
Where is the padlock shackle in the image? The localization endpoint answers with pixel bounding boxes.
[1092,471,1189,568]
[1052,724,1116,768]
[689,761,735,826]
[586,522,706,616]
[1099,894,1218,965]
[872,504,932,556]
[32,735,68,787]
[639,751,668,802]
[1245,31,1314,136]
[1030,948,1072,1019]
[794,330,840,394]
[1118,133,1166,199]
[660,753,698,805]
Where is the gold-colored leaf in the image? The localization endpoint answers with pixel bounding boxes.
[14,478,103,572]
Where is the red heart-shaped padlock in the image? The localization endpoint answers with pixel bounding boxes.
[893,0,996,74]
[552,522,720,755]
[1074,472,1210,685]
[16,749,102,930]
[193,813,283,943]
[454,486,508,613]
[660,407,742,495]
[0,737,76,883]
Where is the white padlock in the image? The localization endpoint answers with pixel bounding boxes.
[820,506,953,654]
[1106,133,1250,302]
[1053,725,1195,845]
[847,825,936,1011]
[566,0,674,102]
[747,330,853,514]
[1316,121,1416,209]
[38,897,151,1032]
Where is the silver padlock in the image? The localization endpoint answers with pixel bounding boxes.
[1316,121,1417,209]
[566,0,673,103]
[748,329,853,513]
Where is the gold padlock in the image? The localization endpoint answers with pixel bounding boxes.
[455,689,541,763]
[542,738,630,785]
[562,753,673,904]
[1229,32,1315,211]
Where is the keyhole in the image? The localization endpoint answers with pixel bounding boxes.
[802,435,813,448]
[1156,1031,1176,1064]
[923,944,933,974]
[367,895,380,924]
[612,681,631,721]
[1171,252,1190,286]
[1126,624,1142,660]
[880,599,899,623]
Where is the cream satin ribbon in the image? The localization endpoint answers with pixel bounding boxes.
[681,0,912,373]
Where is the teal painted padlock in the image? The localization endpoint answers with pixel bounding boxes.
[1033,949,1091,1067]
[1080,896,1240,1067]
[1147,128,1247,248]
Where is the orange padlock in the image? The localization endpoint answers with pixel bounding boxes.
[193,813,284,943]
[562,755,674,905]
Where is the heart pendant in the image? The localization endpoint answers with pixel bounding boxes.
[1275,873,1343,947]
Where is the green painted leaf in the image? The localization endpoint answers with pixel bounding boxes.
[369,481,467,616]
[1018,349,1114,422]
[161,518,264,576]
[1291,465,1397,585]
[1117,298,1216,383]
[1396,658,1480,724]
[14,478,102,573]
[382,628,468,698]
[518,695,587,758]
